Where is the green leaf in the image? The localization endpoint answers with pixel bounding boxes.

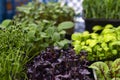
[59,30,66,35]
[92,25,103,32]
[82,31,90,39]
[1,19,11,27]
[27,31,36,40]
[40,32,48,38]
[101,42,109,51]
[74,45,81,54]
[112,50,117,55]
[71,33,81,40]
[28,23,38,30]
[89,62,109,75]
[52,32,60,41]
[111,41,120,46]
[103,34,116,42]
[86,39,97,47]
[112,78,120,80]
[101,29,114,34]
[43,20,50,23]
[105,61,113,69]
[34,37,42,41]
[58,21,74,31]
[46,27,55,36]
[73,40,81,45]
[105,24,114,29]
[112,58,120,72]
[91,33,98,39]
[56,39,69,47]
[85,46,92,52]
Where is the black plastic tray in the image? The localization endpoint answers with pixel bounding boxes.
[85,18,120,33]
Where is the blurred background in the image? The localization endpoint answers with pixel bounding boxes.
[0,0,33,23]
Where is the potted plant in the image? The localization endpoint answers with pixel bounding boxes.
[3,0,75,56]
[15,1,75,35]
[0,18,74,80]
[83,0,120,32]
[71,24,120,61]
[27,46,95,80]
[0,1,76,79]
[89,58,120,80]
[71,24,120,79]
[0,22,29,80]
